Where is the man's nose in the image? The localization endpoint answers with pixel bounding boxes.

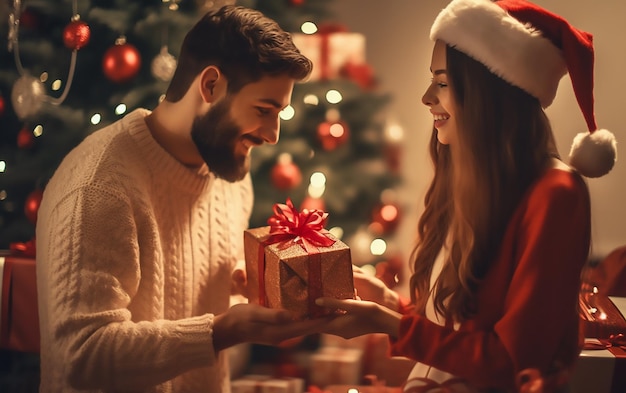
[260,116,280,145]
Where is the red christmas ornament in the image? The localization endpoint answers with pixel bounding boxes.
[300,196,325,212]
[385,144,402,174]
[289,0,305,5]
[103,40,142,83]
[317,120,350,151]
[19,9,40,30]
[17,126,35,149]
[0,94,5,116]
[375,254,404,289]
[340,61,377,90]
[24,188,44,224]
[271,153,302,190]
[63,19,91,50]
[369,202,401,235]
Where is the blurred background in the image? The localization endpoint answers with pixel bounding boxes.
[0,0,623,390]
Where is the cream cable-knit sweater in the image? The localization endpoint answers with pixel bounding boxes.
[36,108,253,393]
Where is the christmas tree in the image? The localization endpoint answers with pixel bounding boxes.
[0,0,207,249]
[0,0,404,389]
[0,0,403,284]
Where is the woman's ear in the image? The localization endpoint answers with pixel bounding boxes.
[199,65,222,103]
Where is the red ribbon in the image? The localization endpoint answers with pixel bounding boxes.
[266,198,335,252]
[9,237,36,258]
[316,23,348,81]
[583,333,626,351]
[257,198,336,317]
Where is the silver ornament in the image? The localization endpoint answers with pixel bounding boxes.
[11,74,45,119]
[151,46,177,82]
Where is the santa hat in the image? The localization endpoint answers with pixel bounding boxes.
[430,0,617,178]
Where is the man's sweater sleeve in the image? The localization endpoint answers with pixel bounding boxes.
[39,184,217,391]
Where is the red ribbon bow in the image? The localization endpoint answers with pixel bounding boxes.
[255,199,335,317]
[583,333,626,350]
[267,198,335,253]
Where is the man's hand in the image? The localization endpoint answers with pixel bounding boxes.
[212,303,331,351]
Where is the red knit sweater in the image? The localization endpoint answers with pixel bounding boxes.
[391,168,591,390]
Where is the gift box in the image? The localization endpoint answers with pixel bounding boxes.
[579,291,626,339]
[570,296,626,393]
[230,374,304,393]
[569,337,626,393]
[309,346,364,387]
[292,25,365,82]
[0,253,40,353]
[324,386,401,393]
[244,199,354,320]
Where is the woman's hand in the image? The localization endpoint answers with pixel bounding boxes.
[352,265,400,311]
[315,297,401,339]
[231,268,248,297]
[213,303,331,351]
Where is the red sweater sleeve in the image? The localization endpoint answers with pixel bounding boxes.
[390,170,590,390]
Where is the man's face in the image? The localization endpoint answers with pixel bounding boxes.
[191,74,296,182]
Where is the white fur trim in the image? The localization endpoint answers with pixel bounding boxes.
[430,0,567,107]
[569,129,617,178]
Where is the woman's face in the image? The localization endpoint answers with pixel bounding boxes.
[422,40,458,145]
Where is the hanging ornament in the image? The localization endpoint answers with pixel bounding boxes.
[11,74,45,119]
[103,37,142,83]
[24,188,44,224]
[17,126,35,149]
[340,61,377,90]
[288,0,305,5]
[151,46,177,82]
[18,8,39,30]
[317,119,350,151]
[370,202,401,235]
[300,195,325,212]
[271,153,302,190]
[0,94,5,116]
[8,0,81,108]
[63,16,90,50]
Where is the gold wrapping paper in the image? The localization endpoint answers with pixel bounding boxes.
[244,226,354,320]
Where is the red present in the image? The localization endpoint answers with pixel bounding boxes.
[291,25,366,82]
[230,374,304,393]
[324,386,401,393]
[309,346,364,387]
[244,199,354,320]
[0,253,40,352]
[570,296,626,393]
[579,292,626,339]
[569,336,626,393]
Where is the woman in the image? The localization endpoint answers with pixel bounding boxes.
[316,0,617,391]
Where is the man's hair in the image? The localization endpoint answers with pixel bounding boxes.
[165,5,312,101]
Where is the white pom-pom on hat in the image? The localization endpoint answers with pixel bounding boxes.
[430,0,617,177]
[570,129,617,178]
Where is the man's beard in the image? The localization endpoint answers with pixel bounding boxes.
[190,96,250,182]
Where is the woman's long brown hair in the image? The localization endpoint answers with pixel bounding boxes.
[409,44,558,321]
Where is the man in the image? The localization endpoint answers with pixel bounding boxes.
[36,5,324,392]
